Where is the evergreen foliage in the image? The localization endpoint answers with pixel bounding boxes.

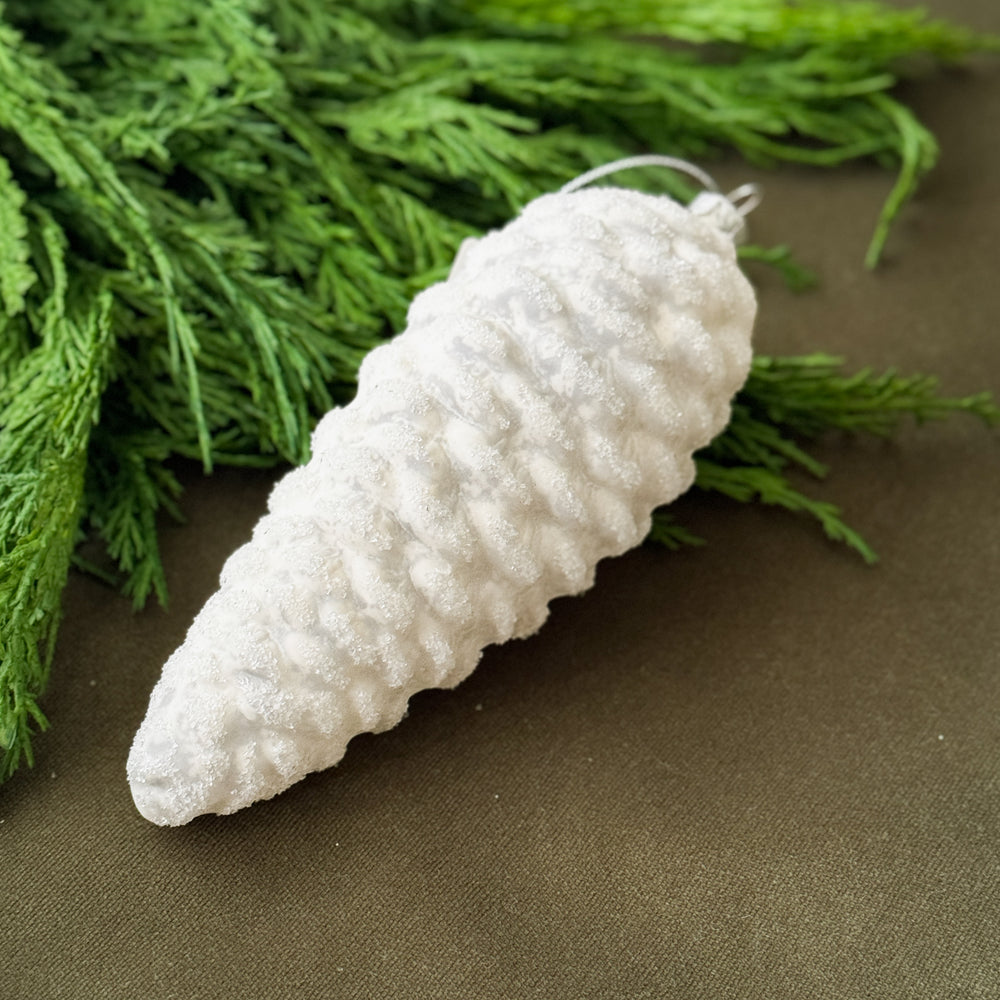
[651,356,999,560]
[0,0,996,781]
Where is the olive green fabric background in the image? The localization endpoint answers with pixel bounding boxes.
[4,2,999,997]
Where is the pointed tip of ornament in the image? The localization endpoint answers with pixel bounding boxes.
[125,674,251,826]
[126,724,214,826]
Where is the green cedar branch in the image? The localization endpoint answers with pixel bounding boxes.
[0,283,114,780]
[650,356,1000,563]
[0,0,996,784]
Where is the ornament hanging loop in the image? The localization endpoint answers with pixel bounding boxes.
[561,154,761,242]
[725,182,763,218]
[561,154,723,197]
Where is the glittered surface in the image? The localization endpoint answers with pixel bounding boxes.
[4,1,1000,995]
[127,188,754,826]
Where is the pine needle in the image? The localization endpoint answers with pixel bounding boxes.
[0,280,114,779]
[648,356,1000,563]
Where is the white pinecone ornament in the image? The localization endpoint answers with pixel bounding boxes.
[128,160,759,825]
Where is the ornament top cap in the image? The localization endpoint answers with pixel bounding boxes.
[560,154,761,243]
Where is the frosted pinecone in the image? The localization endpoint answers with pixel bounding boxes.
[127,187,756,824]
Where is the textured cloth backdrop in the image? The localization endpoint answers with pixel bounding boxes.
[3,0,1000,996]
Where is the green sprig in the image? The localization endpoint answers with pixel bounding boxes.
[0,0,996,782]
[650,356,1000,563]
[0,280,114,781]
